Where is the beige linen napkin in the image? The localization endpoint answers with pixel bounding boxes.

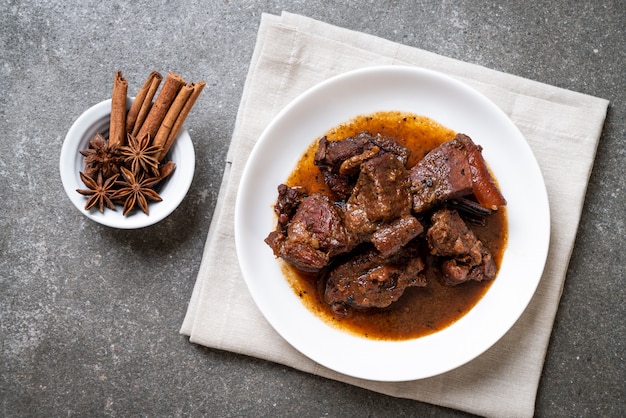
[181,12,608,417]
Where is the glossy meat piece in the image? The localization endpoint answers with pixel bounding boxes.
[324,247,426,315]
[409,138,474,213]
[344,153,414,238]
[370,215,424,258]
[265,193,356,272]
[455,134,507,210]
[426,208,497,285]
[314,131,411,199]
[273,184,307,229]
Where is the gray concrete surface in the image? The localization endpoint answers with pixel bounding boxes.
[1,1,624,416]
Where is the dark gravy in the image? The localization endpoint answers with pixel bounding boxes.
[281,111,507,341]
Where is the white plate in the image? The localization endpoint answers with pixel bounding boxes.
[235,66,550,381]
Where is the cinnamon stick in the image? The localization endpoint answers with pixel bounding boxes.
[136,72,185,143]
[156,81,205,161]
[126,71,162,136]
[157,160,176,181]
[109,71,127,148]
[152,83,194,159]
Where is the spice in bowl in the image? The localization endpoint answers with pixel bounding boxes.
[76,71,205,216]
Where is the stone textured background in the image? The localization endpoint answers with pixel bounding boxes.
[1,1,624,416]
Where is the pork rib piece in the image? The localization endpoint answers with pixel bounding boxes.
[273,183,306,230]
[314,131,411,200]
[426,208,497,285]
[344,153,423,257]
[324,247,426,315]
[409,137,473,213]
[409,134,506,214]
[455,134,506,210]
[265,189,356,272]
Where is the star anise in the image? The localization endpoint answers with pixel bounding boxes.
[111,166,162,215]
[119,133,162,177]
[80,133,121,179]
[76,171,119,213]
[157,161,176,181]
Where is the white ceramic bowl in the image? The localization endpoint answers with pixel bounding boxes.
[60,99,195,229]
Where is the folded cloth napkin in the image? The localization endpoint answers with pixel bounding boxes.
[181,12,609,417]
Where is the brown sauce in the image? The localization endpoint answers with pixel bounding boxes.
[281,111,508,341]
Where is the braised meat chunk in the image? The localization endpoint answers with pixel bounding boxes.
[273,184,307,229]
[265,190,356,272]
[409,134,506,214]
[409,137,473,213]
[426,208,496,285]
[345,152,418,228]
[455,134,507,210]
[371,215,424,258]
[344,153,423,257]
[324,247,426,316]
[314,131,411,199]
